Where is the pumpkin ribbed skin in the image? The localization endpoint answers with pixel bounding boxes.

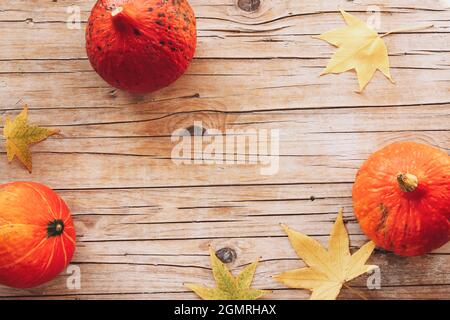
[0,182,76,288]
[353,142,450,256]
[86,0,197,93]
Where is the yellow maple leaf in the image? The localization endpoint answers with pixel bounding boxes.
[274,209,378,300]
[3,105,59,173]
[316,10,394,91]
[186,247,271,300]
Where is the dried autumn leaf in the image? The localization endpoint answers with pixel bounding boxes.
[3,106,59,172]
[185,247,270,300]
[275,210,378,300]
[315,10,394,91]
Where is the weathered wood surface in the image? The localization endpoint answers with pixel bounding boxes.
[0,0,449,300]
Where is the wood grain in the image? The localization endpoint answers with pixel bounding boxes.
[0,0,449,299]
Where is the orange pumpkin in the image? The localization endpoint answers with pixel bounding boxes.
[0,182,76,288]
[353,142,450,256]
[86,0,197,93]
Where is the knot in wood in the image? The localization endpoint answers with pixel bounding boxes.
[215,247,237,263]
[237,0,261,12]
[185,125,206,136]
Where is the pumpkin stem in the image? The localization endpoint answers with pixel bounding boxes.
[111,6,138,33]
[47,219,65,238]
[397,173,418,192]
[111,6,124,17]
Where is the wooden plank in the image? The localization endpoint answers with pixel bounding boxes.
[1,42,449,111]
[1,1,449,111]
[2,0,449,29]
[0,244,448,299]
[2,105,450,136]
[0,112,448,188]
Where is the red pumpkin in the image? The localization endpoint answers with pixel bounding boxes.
[0,182,76,288]
[86,0,197,93]
[353,142,450,256]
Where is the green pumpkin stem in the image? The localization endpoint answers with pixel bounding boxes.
[397,173,418,192]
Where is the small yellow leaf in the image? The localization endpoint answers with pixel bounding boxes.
[185,247,270,300]
[345,241,377,281]
[185,284,231,300]
[275,210,378,300]
[281,224,336,279]
[3,105,59,173]
[315,10,394,91]
[309,282,343,301]
[236,260,259,290]
[274,267,329,290]
[328,209,351,278]
[209,247,236,293]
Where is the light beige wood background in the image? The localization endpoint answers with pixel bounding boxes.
[0,0,449,299]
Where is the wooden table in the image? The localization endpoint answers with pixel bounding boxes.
[0,0,449,300]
